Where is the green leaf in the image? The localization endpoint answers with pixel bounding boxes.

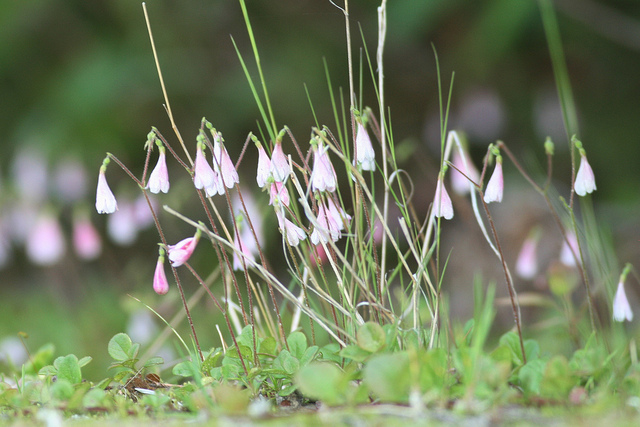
[295,362,345,405]
[300,346,320,366]
[499,331,525,366]
[319,343,342,364]
[53,354,82,384]
[363,352,411,403]
[83,388,106,408]
[519,358,546,396]
[108,333,136,362]
[38,365,57,377]
[24,343,55,375]
[273,350,300,375]
[143,357,164,368]
[50,379,74,401]
[340,345,371,363]
[540,355,577,399]
[287,331,308,360]
[236,325,255,349]
[77,356,92,368]
[357,322,386,353]
[173,360,196,377]
[259,337,276,355]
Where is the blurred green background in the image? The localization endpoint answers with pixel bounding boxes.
[0,0,639,379]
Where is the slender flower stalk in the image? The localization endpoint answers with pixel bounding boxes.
[573,137,596,197]
[613,264,634,322]
[167,229,201,267]
[148,146,170,194]
[153,250,170,295]
[484,155,504,203]
[433,172,454,220]
[95,158,118,214]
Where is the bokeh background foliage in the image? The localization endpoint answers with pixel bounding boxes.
[0,0,639,379]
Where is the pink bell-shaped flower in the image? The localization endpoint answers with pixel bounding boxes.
[167,229,201,267]
[26,211,66,266]
[433,174,454,220]
[275,211,306,247]
[148,147,170,194]
[213,133,239,190]
[574,152,596,197]
[484,157,504,203]
[270,140,291,182]
[310,199,341,245]
[613,264,634,322]
[256,142,271,188]
[193,141,218,197]
[269,181,290,207]
[516,229,540,280]
[95,161,118,214]
[354,122,375,171]
[311,141,337,192]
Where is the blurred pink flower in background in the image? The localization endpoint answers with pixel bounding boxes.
[12,148,48,204]
[26,211,66,266]
[107,201,138,246]
[516,230,540,280]
[451,148,479,195]
[72,212,102,260]
[559,231,579,267]
[53,157,88,202]
[613,281,633,322]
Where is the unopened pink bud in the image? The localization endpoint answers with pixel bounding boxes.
[153,256,169,295]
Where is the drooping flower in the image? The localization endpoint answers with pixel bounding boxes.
[559,231,579,267]
[354,122,375,171]
[95,162,118,214]
[516,230,540,280]
[232,229,254,271]
[107,200,138,246]
[325,195,351,231]
[484,156,504,203]
[270,140,291,182]
[311,140,337,192]
[193,141,218,197]
[613,264,634,322]
[269,181,290,207]
[148,147,170,194]
[310,199,341,245]
[26,211,66,266]
[451,148,479,195]
[72,212,102,260]
[167,229,201,267]
[574,152,596,197]
[153,253,169,295]
[275,211,306,247]
[256,142,271,188]
[433,174,454,220]
[212,133,239,190]
[613,281,633,322]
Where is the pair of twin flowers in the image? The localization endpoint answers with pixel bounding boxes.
[94,118,375,295]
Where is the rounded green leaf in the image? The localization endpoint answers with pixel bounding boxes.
[54,354,82,384]
[363,352,411,403]
[357,322,386,353]
[295,362,345,405]
[108,333,134,361]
